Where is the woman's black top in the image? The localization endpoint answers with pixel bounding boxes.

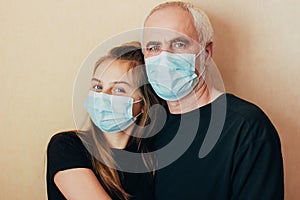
[47,131,154,200]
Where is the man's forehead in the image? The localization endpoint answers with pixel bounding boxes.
[142,28,196,45]
[143,6,198,42]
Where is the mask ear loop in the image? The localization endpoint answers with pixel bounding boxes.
[134,112,143,119]
[195,47,206,57]
[195,47,207,79]
[133,99,143,104]
[132,99,144,119]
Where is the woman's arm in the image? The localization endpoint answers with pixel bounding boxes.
[54,168,112,200]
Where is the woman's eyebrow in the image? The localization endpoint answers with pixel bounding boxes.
[111,81,132,87]
[91,78,101,82]
[91,78,132,87]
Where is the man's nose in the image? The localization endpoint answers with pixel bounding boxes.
[159,44,174,54]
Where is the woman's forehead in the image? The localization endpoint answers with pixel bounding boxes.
[93,59,135,84]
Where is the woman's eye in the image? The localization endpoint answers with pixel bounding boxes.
[92,85,102,91]
[113,88,125,93]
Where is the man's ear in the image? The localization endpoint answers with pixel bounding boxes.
[205,41,214,59]
[203,42,213,67]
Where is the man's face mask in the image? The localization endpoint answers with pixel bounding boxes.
[84,91,142,133]
[145,49,205,101]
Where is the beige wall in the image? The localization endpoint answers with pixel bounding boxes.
[0,0,299,199]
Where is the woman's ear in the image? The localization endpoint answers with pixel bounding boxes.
[139,97,145,114]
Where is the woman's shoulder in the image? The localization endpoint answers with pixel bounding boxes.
[47,130,93,175]
[48,131,80,145]
[47,131,84,151]
[47,130,89,159]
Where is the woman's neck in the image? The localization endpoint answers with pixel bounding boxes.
[102,131,130,149]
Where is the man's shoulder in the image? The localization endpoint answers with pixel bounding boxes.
[225,93,268,122]
[224,94,279,144]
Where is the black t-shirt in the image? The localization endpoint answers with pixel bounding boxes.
[151,94,284,200]
[46,131,154,200]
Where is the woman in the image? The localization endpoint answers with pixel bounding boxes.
[46,42,162,200]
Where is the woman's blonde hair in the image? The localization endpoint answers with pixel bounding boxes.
[78,42,162,200]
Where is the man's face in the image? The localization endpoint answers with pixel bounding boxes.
[143,6,201,59]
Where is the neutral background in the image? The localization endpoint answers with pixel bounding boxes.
[0,0,299,199]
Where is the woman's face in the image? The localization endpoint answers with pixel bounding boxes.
[91,59,143,116]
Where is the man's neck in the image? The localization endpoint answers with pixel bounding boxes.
[167,81,223,114]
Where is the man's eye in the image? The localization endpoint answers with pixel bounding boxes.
[147,45,160,52]
[173,42,186,49]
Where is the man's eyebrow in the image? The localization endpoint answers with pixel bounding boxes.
[169,36,191,45]
[145,41,162,47]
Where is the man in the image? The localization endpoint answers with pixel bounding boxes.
[142,1,284,199]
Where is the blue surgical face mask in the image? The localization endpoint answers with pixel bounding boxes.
[84,91,142,133]
[145,50,205,101]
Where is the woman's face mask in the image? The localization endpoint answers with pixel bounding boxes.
[85,60,143,133]
[85,91,142,133]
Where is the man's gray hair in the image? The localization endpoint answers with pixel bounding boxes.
[144,1,214,46]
